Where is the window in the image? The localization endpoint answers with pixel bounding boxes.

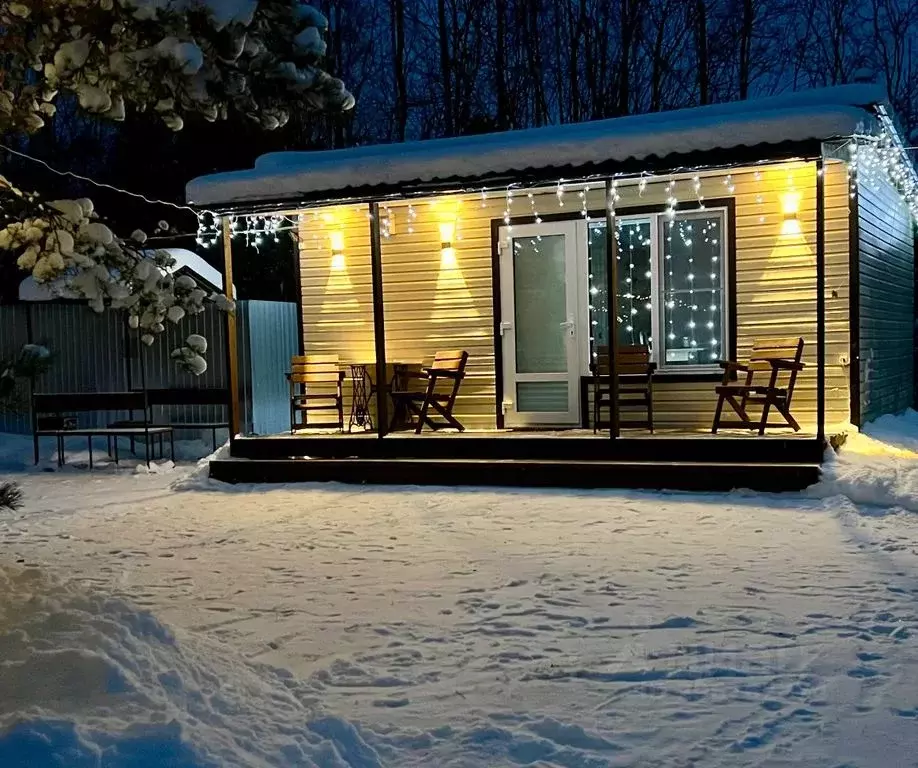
[587,208,728,371]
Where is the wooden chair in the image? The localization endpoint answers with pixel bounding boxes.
[287,354,345,432]
[390,350,469,433]
[712,338,805,435]
[592,344,656,432]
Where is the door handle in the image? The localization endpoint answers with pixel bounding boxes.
[499,321,513,336]
[560,319,575,337]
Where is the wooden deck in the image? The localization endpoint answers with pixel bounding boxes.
[209,429,824,491]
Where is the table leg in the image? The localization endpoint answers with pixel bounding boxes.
[114,436,119,465]
[88,435,93,470]
[170,431,175,463]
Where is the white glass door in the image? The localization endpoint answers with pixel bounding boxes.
[499,221,583,427]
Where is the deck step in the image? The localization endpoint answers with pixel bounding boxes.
[209,457,821,492]
[230,435,824,465]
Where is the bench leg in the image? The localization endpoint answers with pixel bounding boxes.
[212,427,217,453]
[33,433,39,466]
[88,435,93,470]
[114,437,119,465]
[57,434,64,467]
[171,431,175,463]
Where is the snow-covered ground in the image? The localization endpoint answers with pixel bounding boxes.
[2,418,918,766]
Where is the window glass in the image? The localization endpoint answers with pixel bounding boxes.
[587,210,726,370]
[661,214,724,366]
[587,218,652,362]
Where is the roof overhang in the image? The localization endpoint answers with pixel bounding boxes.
[188,83,888,211]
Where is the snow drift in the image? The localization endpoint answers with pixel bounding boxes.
[814,409,918,513]
[0,566,383,767]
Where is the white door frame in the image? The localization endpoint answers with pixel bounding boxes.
[498,220,586,427]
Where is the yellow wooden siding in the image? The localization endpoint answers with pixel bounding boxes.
[297,159,850,432]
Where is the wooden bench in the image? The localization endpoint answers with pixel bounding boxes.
[32,391,173,468]
[111,387,229,451]
[712,337,805,435]
[390,350,469,433]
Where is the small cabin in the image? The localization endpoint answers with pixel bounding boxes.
[189,83,916,490]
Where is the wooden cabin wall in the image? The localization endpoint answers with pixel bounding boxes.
[297,159,851,432]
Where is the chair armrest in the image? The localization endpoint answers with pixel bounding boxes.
[401,370,430,380]
[424,367,463,380]
[767,359,805,371]
[718,360,749,373]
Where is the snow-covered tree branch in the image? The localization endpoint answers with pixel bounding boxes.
[0,0,353,135]
[0,175,232,373]
[0,0,351,374]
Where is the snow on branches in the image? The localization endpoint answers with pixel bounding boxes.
[0,0,353,136]
[0,175,232,375]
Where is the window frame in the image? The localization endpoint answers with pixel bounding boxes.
[586,203,732,376]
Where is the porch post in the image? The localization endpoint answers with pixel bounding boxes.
[604,179,620,438]
[815,158,826,444]
[291,217,306,357]
[222,217,241,442]
[368,202,389,437]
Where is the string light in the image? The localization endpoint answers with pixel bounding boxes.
[407,203,416,234]
[692,174,704,208]
[528,191,541,224]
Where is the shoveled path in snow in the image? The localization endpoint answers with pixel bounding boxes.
[4,469,918,767]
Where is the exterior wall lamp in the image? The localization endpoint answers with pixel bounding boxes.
[330,229,345,270]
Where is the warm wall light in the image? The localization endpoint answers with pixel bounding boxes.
[780,191,802,236]
[439,219,456,249]
[329,229,345,270]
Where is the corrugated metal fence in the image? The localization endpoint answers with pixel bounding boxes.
[0,300,298,437]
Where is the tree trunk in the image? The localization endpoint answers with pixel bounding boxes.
[495,0,508,129]
[437,0,453,135]
[694,0,710,105]
[390,0,407,141]
[738,0,753,99]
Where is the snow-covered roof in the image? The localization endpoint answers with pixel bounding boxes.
[160,247,223,291]
[18,247,222,301]
[187,84,888,207]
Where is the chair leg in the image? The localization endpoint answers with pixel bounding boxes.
[647,392,654,434]
[758,398,773,436]
[711,393,725,433]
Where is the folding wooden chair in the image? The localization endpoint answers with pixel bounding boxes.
[287,354,345,432]
[712,337,805,435]
[592,344,656,432]
[390,350,469,433]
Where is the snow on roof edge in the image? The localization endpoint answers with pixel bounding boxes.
[188,83,888,207]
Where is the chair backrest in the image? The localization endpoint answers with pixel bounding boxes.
[749,337,805,365]
[593,345,652,376]
[748,338,805,402]
[290,354,341,385]
[430,350,469,375]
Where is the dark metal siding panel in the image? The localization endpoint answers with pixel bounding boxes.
[858,176,915,423]
[129,306,228,433]
[0,305,31,434]
[243,300,299,435]
[31,304,128,428]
